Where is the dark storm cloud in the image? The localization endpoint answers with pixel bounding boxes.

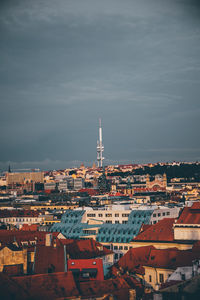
[0,0,200,170]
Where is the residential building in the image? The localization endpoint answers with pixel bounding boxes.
[6,171,44,185]
[0,245,27,275]
[0,210,44,228]
[174,202,200,240]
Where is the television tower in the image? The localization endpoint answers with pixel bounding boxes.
[97,118,104,167]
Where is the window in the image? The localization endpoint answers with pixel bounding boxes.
[159,273,164,283]
[122,221,127,224]
[98,214,103,217]
[119,246,123,250]
[149,275,152,282]
[114,253,118,260]
[106,214,112,217]
[30,241,36,245]
[122,214,129,217]
[158,213,161,217]
[162,212,165,216]
[114,246,118,250]
[106,220,112,224]
[181,274,186,281]
[87,214,96,217]
[153,213,156,217]
[124,246,128,250]
[167,212,170,215]
[115,213,119,217]
[115,221,119,224]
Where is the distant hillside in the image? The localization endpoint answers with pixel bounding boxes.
[107,163,200,182]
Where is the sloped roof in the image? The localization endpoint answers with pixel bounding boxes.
[0,210,39,218]
[159,274,200,295]
[177,202,200,224]
[96,210,153,244]
[139,224,152,233]
[112,245,200,276]
[20,224,38,231]
[144,248,200,269]
[63,239,113,259]
[134,218,175,242]
[34,245,65,274]
[112,246,155,275]
[0,273,29,300]
[79,277,131,300]
[14,272,79,299]
[190,202,200,210]
[0,244,23,252]
[0,230,47,247]
[78,188,99,195]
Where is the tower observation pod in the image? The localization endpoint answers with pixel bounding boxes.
[97,118,104,167]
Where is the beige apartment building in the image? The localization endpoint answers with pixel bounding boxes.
[6,171,44,185]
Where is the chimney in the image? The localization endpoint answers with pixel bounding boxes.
[45,233,52,246]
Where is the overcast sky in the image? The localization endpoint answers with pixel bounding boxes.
[0,0,200,171]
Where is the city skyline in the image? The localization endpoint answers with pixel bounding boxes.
[0,0,200,171]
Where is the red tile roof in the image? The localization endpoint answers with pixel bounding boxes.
[14,272,79,299]
[78,188,99,195]
[67,258,104,281]
[144,248,200,269]
[79,277,131,300]
[139,224,152,233]
[34,245,65,274]
[20,224,38,231]
[177,202,200,224]
[0,210,40,218]
[0,230,47,247]
[134,218,175,242]
[112,246,155,276]
[61,239,113,259]
[0,273,29,300]
[190,202,200,210]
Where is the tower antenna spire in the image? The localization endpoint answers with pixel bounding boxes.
[97,118,104,168]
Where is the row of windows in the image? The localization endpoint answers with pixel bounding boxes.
[87,213,130,218]
[21,240,36,246]
[131,213,151,218]
[153,212,170,218]
[149,273,164,283]
[114,245,132,250]
[106,245,131,251]
[114,253,123,260]
[105,220,128,224]
[0,218,39,222]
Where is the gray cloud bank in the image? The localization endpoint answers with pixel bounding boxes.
[0,0,200,170]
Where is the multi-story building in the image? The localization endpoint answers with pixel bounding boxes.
[6,171,44,185]
[174,202,200,240]
[65,177,85,190]
[0,245,27,275]
[44,182,56,192]
[51,204,180,260]
[0,210,44,228]
[58,181,68,192]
